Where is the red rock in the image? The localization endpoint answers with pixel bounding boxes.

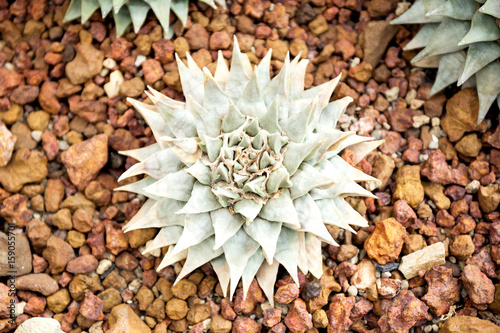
[274,283,300,305]
[184,24,209,50]
[421,266,460,316]
[0,194,31,227]
[80,292,104,320]
[350,298,373,321]
[233,279,266,315]
[420,150,456,185]
[461,264,495,310]
[0,68,24,98]
[66,254,99,274]
[23,295,46,316]
[364,218,406,265]
[393,200,416,228]
[41,130,59,161]
[106,38,132,61]
[283,298,312,332]
[220,298,237,320]
[61,134,108,191]
[10,85,39,104]
[378,278,401,299]
[38,81,61,114]
[263,308,282,327]
[210,31,232,50]
[326,294,355,332]
[379,131,402,155]
[378,290,429,333]
[233,316,261,333]
[66,44,104,85]
[15,273,59,296]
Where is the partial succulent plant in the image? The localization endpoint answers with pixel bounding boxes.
[117,39,382,303]
[63,0,225,37]
[391,0,500,124]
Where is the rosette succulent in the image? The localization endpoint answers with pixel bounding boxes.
[391,0,500,124]
[117,39,382,303]
[63,0,225,37]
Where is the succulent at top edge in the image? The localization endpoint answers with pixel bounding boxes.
[391,0,500,124]
[63,0,225,37]
[117,38,382,303]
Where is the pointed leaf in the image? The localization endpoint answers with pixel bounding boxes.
[289,163,334,200]
[293,194,337,245]
[171,213,215,255]
[176,182,222,214]
[234,199,263,223]
[244,218,282,263]
[175,236,224,283]
[259,189,299,227]
[161,136,202,165]
[210,208,245,249]
[144,170,195,201]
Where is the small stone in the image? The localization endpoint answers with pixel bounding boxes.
[0,121,16,166]
[232,316,261,333]
[275,283,300,305]
[450,235,475,261]
[421,266,460,316]
[263,308,282,327]
[348,62,373,83]
[184,24,209,50]
[38,81,61,115]
[0,194,31,227]
[14,317,64,333]
[378,278,401,298]
[367,154,395,191]
[363,21,399,67]
[43,236,75,274]
[69,274,103,301]
[461,264,495,310]
[350,259,376,291]
[378,290,429,332]
[422,182,450,210]
[142,59,164,85]
[52,208,73,230]
[108,304,151,333]
[44,179,64,213]
[186,303,211,324]
[210,314,232,333]
[455,133,482,157]
[80,292,104,320]
[440,316,500,333]
[393,165,424,208]
[398,242,446,279]
[364,217,406,265]
[393,200,416,228]
[119,77,145,97]
[326,294,355,332]
[46,289,71,313]
[309,14,328,35]
[66,255,99,274]
[15,273,59,296]
[1,103,23,125]
[103,70,124,98]
[98,288,122,313]
[66,44,104,85]
[171,279,197,300]
[61,134,108,191]
[0,148,48,192]
[0,231,32,276]
[11,85,39,105]
[478,184,500,213]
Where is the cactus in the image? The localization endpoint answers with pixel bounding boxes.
[118,39,382,303]
[391,0,500,124]
[63,0,225,37]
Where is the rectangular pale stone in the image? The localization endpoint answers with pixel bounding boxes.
[398,242,446,279]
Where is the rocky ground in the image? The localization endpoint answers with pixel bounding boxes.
[1,0,500,332]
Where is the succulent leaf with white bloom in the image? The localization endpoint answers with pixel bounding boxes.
[118,39,382,304]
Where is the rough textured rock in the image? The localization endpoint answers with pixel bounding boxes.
[362,21,399,67]
[66,44,104,85]
[439,316,500,333]
[284,298,313,332]
[108,304,152,333]
[0,231,32,277]
[61,134,108,191]
[364,218,406,265]
[42,236,75,274]
[398,242,446,279]
[393,165,424,208]
[378,290,429,333]
[0,148,48,192]
[326,294,355,333]
[421,266,460,316]
[15,273,59,296]
[461,264,495,310]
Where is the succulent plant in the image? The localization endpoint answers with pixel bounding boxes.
[391,0,500,124]
[118,39,382,303]
[63,0,225,37]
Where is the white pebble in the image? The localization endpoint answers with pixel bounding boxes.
[375,271,381,278]
[419,154,429,163]
[424,325,433,333]
[431,117,440,127]
[461,288,468,298]
[58,140,70,151]
[449,256,457,264]
[103,70,124,98]
[381,271,391,278]
[96,259,113,275]
[382,122,391,130]
[31,130,42,142]
[384,87,400,102]
[432,324,439,332]
[347,285,358,296]
[428,141,439,150]
[99,68,109,77]
[401,280,409,290]
[128,279,142,293]
[135,55,147,67]
[465,180,480,194]
[412,114,430,128]
[103,58,117,69]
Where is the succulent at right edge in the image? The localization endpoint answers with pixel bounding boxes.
[391,0,500,124]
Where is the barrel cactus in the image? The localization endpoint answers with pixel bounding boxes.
[63,0,225,37]
[118,39,382,302]
[391,0,500,124]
